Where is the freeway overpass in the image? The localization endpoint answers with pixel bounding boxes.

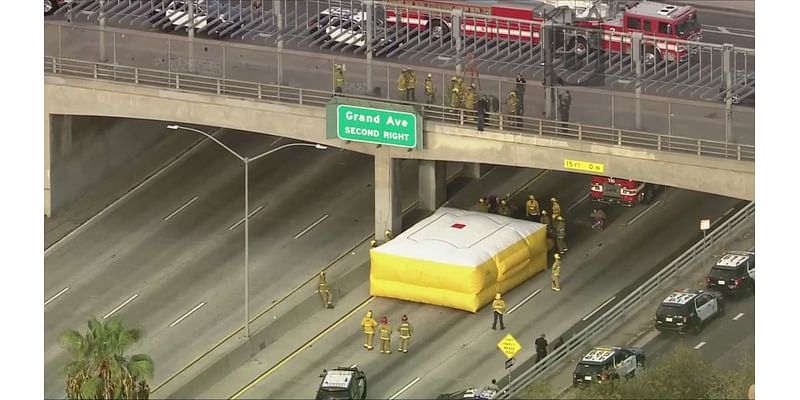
[45,62,754,240]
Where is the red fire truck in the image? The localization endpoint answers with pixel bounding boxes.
[590,176,660,207]
[385,0,701,64]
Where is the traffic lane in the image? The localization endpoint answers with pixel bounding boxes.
[237,179,738,398]
[46,30,746,144]
[44,134,352,397]
[398,190,741,398]
[234,166,591,399]
[642,295,754,369]
[698,9,755,31]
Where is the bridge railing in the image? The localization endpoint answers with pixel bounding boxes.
[496,201,755,398]
[45,56,755,162]
[44,21,755,145]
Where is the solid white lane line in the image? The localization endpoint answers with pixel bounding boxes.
[733,312,745,321]
[508,289,542,314]
[441,200,451,207]
[389,377,421,400]
[269,137,283,147]
[479,166,496,180]
[627,200,662,226]
[169,302,207,327]
[294,214,330,239]
[631,330,661,348]
[582,296,616,321]
[694,341,707,349]
[228,205,265,231]
[103,294,139,320]
[163,196,199,221]
[568,193,590,212]
[717,26,730,34]
[44,287,69,306]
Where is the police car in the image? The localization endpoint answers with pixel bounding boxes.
[572,346,646,386]
[316,367,367,400]
[45,0,73,16]
[706,251,755,296]
[655,289,725,334]
[310,8,400,51]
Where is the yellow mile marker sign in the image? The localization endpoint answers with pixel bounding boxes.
[497,333,522,359]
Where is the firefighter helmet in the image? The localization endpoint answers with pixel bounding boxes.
[541,210,548,215]
[529,195,535,200]
[551,197,557,202]
[554,253,560,259]
[495,293,502,300]
[557,215,564,221]
[402,314,408,322]
[427,73,432,78]
[501,200,507,205]
[366,310,373,318]
[381,316,388,324]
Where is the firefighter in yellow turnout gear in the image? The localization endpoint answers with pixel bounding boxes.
[492,293,506,330]
[334,64,344,93]
[316,271,333,309]
[424,73,436,104]
[526,195,540,221]
[550,197,562,219]
[361,310,378,350]
[551,253,562,292]
[379,316,392,354]
[398,314,413,353]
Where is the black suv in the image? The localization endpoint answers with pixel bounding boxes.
[316,367,367,400]
[573,346,645,386]
[655,289,725,334]
[706,251,755,296]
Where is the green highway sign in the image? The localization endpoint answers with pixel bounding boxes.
[335,105,419,149]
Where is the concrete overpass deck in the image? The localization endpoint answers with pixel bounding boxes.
[45,56,754,205]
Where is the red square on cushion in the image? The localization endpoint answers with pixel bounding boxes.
[451,223,466,229]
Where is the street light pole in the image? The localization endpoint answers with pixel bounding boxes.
[166,124,326,338]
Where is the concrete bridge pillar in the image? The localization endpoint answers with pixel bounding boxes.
[44,114,73,218]
[462,162,482,179]
[374,151,401,242]
[418,160,446,211]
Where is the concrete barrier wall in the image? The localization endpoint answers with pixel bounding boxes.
[44,76,754,201]
[46,115,178,216]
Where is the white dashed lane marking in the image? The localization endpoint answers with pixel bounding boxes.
[694,341,707,349]
[733,312,745,321]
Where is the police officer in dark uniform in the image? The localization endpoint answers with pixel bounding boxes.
[477,95,489,132]
[535,334,548,362]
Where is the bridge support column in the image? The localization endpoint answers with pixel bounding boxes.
[452,10,463,75]
[631,32,643,130]
[462,162,482,179]
[722,43,734,143]
[45,114,73,218]
[375,151,401,242]
[419,160,446,211]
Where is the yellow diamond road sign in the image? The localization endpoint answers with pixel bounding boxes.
[497,333,522,359]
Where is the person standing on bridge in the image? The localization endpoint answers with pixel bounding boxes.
[478,198,490,213]
[425,73,436,104]
[491,293,506,330]
[477,94,489,132]
[499,200,512,217]
[398,68,409,100]
[316,271,334,309]
[540,210,552,235]
[526,195,540,222]
[361,310,378,350]
[334,64,345,94]
[464,84,477,122]
[551,253,562,292]
[450,87,462,112]
[558,89,572,132]
[505,91,521,128]
[379,316,393,354]
[406,68,417,102]
[516,73,527,115]
[397,314,413,353]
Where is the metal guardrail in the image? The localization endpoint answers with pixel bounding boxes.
[44,56,755,161]
[496,201,756,399]
[50,0,755,104]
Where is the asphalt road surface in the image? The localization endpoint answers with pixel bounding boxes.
[44,126,574,398]
[218,183,742,398]
[43,22,755,145]
[642,294,754,370]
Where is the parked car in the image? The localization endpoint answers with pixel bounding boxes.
[655,288,725,334]
[573,345,645,386]
[706,251,755,296]
[316,367,367,400]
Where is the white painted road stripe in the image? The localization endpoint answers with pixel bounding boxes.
[389,377,421,400]
[568,193,590,212]
[627,200,662,226]
[694,341,706,349]
[294,214,330,239]
[733,312,745,321]
[169,302,207,327]
[479,166,496,180]
[103,294,139,320]
[712,207,735,226]
[631,329,660,348]
[717,26,730,34]
[44,287,69,306]
[582,296,616,321]
[350,364,358,368]
[228,205,265,231]
[163,196,199,221]
[508,289,541,314]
